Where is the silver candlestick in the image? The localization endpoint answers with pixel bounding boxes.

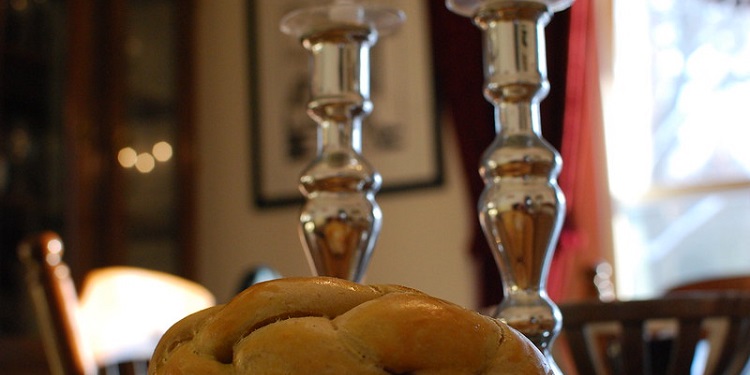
[281,1,404,282]
[446,0,572,372]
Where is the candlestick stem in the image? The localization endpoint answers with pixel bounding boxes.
[447,1,571,372]
[281,1,404,282]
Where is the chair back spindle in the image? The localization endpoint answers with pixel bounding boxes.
[18,231,215,375]
[18,231,97,375]
[559,292,750,375]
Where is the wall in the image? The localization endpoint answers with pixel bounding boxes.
[194,0,479,308]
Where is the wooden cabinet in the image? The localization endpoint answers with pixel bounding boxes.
[0,0,195,369]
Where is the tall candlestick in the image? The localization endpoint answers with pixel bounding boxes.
[281,1,404,282]
[446,1,572,372]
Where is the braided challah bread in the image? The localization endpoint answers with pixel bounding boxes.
[148,277,551,374]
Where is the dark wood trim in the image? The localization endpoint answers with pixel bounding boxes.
[0,2,5,72]
[64,0,130,281]
[64,0,99,284]
[0,336,49,374]
[100,0,128,267]
[175,0,197,280]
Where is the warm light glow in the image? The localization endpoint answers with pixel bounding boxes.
[47,239,63,254]
[135,153,155,173]
[304,221,316,233]
[45,240,63,266]
[119,142,172,171]
[152,141,173,162]
[77,267,215,365]
[118,147,138,168]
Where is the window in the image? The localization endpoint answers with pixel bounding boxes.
[606,0,750,299]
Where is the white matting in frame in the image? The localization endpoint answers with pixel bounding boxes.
[249,0,443,207]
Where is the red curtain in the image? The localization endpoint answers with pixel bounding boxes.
[429,0,606,307]
[548,0,610,302]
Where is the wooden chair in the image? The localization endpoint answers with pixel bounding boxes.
[17,231,215,375]
[669,276,750,294]
[558,292,750,375]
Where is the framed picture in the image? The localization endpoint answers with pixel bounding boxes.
[249,0,443,207]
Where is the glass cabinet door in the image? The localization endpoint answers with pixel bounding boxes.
[0,0,194,371]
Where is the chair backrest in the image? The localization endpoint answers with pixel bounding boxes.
[668,276,750,294]
[17,231,215,374]
[18,231,97,375]
[558,292,750,375]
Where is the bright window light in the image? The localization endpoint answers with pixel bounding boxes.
[607,0,750,299]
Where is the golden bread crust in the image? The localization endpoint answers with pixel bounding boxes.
[149,277,551,374]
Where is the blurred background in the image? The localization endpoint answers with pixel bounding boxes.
[1,0,748,372]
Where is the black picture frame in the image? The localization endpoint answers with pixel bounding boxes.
[249,0,443,208]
